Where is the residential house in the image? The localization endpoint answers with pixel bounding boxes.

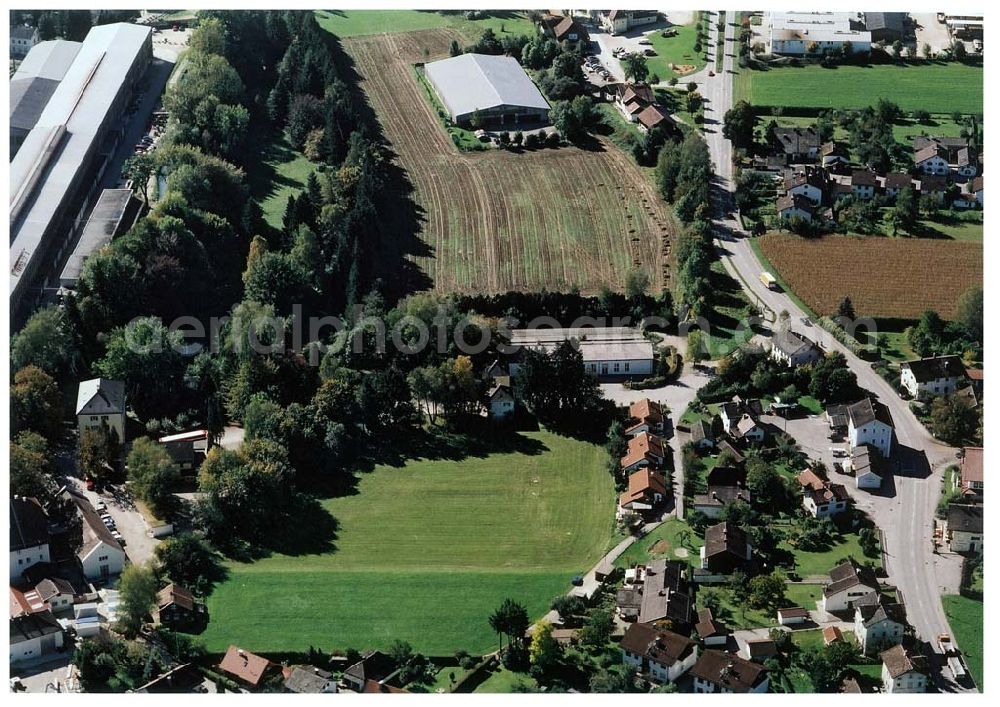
[618,468,668,517]
[913,144,950,176]
[972,175,983,206]
[10,24,40,57]
[70,491,126,582]
[849,444,885,490]
[693,485,751,520]
[621,622,698,684]
[853,592,907,655]
[508,326,655,379]
[738,638,778,663]
[715,440,745,465]
[10,496,51,579]
[881,644,927,693]
[820,141,849,167]
[821,559,880,613]
[850,170,878,200]
[695,608,728,646]
[770,329,823,367]
[342,650,396,692]
[626,398,666,437]
[797,468,850,517]
[914,136,976,174]
[487,384,515,419]
[957,447,983,501]
[776,193,813,222]
[154,584,205,627]
[283,666,338,694]
[941,504,983,553]
[540,14,588,43]
[784,168,826,205]
[484,359,511,387]
[882,172,913,199]
[32,577,75,613]
[621,431,666,472]
[10,587,64,664]
[955,146,978,178]
[690,650,769,693]
[601,10,660,35]
[772,126,821,163]
[953,188,980,210]
[76,377,126,443]
[614,83,655,123]
[766,12,872,57]
[965,368,983,399]
[846,398,894,459]
[637,104,669,133]
[636,559,695,630]
[219,645,277,690]
[689,419,716,449]
[900,355,968,399]
[719,397,764,432]
[777,606,810,626]
[917,174,948,203]
[616,586,642,621]
[732,414,766,444]
[700,522,752,575]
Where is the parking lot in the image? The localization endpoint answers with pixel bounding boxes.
[589,11,696,84]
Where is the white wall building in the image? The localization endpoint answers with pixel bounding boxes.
[899,355,968,399]
[76,377,127,442]
[10,497,51,579]
[847,398,894,459]
[766,12,871,56]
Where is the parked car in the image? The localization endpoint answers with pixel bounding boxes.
[644,48,657,56]
[571,575,584,586]
[95,501,107,512]
[638,38,651,45]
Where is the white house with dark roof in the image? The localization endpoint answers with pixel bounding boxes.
[821,559,879,613]
[76,377,126,442]
[10,23,40,57]
[849,444,884,490]
[776,193,813,222]
[487,384,515,419]
[10,587,64,664]
[770,329,822,367]
[942,504,983,553]
[881,644,927,693]
[847,398,894,458]
[690,649,769,693]
[68,491,126,582]
[900,355,968,399]
[600,9,660,35]
[10,496,51,578]
[853,592,907,655]
[914,144,950,175]
[621,622,698,684]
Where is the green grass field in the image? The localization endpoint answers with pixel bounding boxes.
[744,63,983,114]
[614,517,703,569]
[646,22,706,79]
[195,431,615,655]
[245,128,315,228]
[942,594,983,690]
[314,9,534,41]
[780,531,877,577]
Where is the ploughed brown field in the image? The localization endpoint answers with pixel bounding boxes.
[341,29,674,294]
[759,233,982,320]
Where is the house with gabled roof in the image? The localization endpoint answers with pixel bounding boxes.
[917,174,948,203]
[621,431,666,472]
[626,398,665,437]
[797,468,850,517]
[601,10,660,35]
[772,126,821,163]
[957,447,983,501]
[283,665,338,693]
[67,490,125,582]
[32,577,75,613]
[342,650,396,693]
[853,592,907,655]
[820,141,849,167]
[821,559,880,612]
[881,644,927,693]
[847,398,894,458]
[850,170,879,200]
[693,485,751,519]
[783,167,826,205]
[776,192,813,222]
[154,583,205,627]
[689,418,716,449]
[219,645,278,690]
[882,172,914,198]
[695,608,728,646]
[849,444,885,490]
[690,649,769,693]
[487,383,515,420]
[10,587,64,664]
[770,329,822,367]
[941,504,983,553]
[621,622,698,684]
[914,144,950,175]
[900,355,968,400]
[76,377,126,443]
[636,559,695,630]
[700,522,752,575]
[618,468,668,518]
[10,496,51,579]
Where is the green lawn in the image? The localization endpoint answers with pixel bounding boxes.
[614,517,703,569]
[195,431,616,655]
[917,213,983,241]
[942,594,983,690]
[646,22,706,79]
[245,127,315,228]
[746,62,983,114]
[784,582,824,610]
[314,9,534,41]
[797,396,824,415]
[475,665,537,693]
[780,532,878,577]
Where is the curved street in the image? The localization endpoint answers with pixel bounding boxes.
[693,12,972,692]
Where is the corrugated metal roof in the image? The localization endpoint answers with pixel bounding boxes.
[425,53,549,119]
[10,23,151,303]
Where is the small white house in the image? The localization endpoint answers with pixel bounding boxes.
[10,588,64,664]
[797,469,850,518]
[770,329,822,368]
[690,650,769,693]
[76,378,127,443]
[853,593,906,655]
[821,559,880,613]
[942,504,983,553]
[847,398,894,459]
[777,193,813,222]
[32,578,76,613]
[621,623,698,685]
[899,355,967,399]
[881,645,927,693]
[71,493,126,582]
[10,24,40,57]
[487,384,515,419]
[777,606,809,626]
[850,445,884,490]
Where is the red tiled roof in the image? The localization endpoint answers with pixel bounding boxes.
[619,468,667,505]
[621,432,665,468]
[219,646,273,687]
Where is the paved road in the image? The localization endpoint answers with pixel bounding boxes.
[697,12,972,692]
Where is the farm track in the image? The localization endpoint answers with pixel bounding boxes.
[342,29,674,294]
